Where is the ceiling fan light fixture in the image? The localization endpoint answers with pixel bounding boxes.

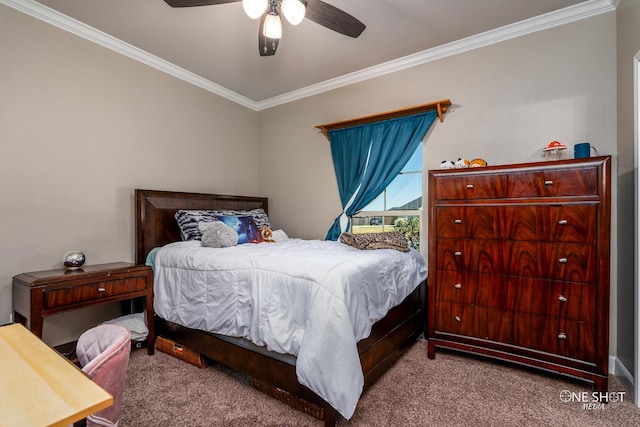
[263,10,282,39]
[281,0,306,26]
[242,0,268,19]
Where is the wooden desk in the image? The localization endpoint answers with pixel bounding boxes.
[0,323,113,427]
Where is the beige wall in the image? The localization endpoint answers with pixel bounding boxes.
[615,0,640,378]
[259,12,618,352]
[0,5,259,345]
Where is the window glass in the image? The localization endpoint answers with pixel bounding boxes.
[351,144,422,250]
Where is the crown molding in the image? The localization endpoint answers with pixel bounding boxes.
[3,0,614,112]
[258,0,615,110]
[1,0,260,110]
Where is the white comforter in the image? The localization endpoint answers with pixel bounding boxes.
[153,238,427,419]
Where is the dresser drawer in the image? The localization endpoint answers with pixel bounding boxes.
[437,205,596,243]
[507,167,598,198]
[434,173,508,200]
[435,302,489,339]
[436,240,596,283]
[436,303,595,361]
[435,239,503,274]
[435,270,493,306]
[436,271,596,321]
[503,205,596,243]
[504,241,596,282]
[436,206,503,239]
[43,276,148,310]
[489,311,595,362]
[499,277,595,321]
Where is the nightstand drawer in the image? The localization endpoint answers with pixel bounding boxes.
[43,276,147,310]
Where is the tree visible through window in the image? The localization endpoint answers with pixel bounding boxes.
[350,144,422,249]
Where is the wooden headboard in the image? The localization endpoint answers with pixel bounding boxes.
[135,189,269,265]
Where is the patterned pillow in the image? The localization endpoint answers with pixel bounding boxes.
[175,210,217,241]
[339,231,409,252]
[175,208,270,241]
[213,208,271,230]
[213,215,264,244]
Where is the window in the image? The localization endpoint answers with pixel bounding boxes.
[350,144,422,249]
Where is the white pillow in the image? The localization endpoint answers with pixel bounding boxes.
[272,229,289,242]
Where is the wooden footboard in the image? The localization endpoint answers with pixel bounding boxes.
[155,279,426,426]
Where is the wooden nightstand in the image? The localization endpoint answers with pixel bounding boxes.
[13,262,155,355]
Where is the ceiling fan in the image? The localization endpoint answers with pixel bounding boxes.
[164,0,366,56]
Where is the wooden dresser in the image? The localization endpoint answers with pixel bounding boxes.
[427,156,611,391]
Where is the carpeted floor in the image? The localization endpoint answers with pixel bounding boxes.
[120,338,640,426]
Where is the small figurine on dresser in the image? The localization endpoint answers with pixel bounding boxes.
[455,158,470,168]
[542,140,567,159]
[441,158,487,169]
[469,158,488,167]
[440,160,455,169]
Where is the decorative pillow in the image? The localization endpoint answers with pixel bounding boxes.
[339,231,410,252]
[212,208,271,230]
[213,215,264,244]
[175,210,217,241]
[271,229,289,242]
[175,208,270,241]
[200,221,239,248]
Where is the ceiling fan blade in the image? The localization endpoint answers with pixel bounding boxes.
[164,0,240,7]
[258,13,279,56]
[305,0,365,38]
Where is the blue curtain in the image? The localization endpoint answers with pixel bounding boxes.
[325,110,439,240]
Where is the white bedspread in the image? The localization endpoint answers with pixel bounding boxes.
[153,238,427,419]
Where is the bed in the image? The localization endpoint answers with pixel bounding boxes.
[135,189,426,426]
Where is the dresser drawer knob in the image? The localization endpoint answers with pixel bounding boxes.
[454,283,462,289]
[97,287,106,292]
[455,316,461,322]
[454,251,462,256]
[558,258,568,263]
[557,333,567,340]
[544,180,554,186]
[558,295,567,302]
[466,184,474,189]
[454,219,462,224]
[558,219,568,225]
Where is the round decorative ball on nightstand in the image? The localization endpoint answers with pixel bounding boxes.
[62,250,85,270]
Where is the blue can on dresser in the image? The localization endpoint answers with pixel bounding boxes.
[574,142,591,158]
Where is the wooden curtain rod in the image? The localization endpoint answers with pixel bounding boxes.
[315,99,451,140]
